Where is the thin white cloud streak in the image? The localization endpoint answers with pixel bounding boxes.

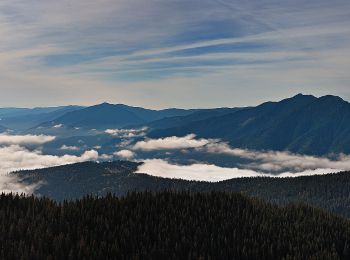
[0,134,55,146]
[136,159,336,182]
[60,16,350,75]
[60,145,80,151]
[133,134,213,151]
[0,45,66,64]
[125,24,350,58]
[73,50,313,74]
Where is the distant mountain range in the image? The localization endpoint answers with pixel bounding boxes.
[15,161,350,217]
[143,107,241,130]
[37,103,197,130]
[149,94,350,155]
[2,93,350,155]
[0,106,84,131]
[0,125,7,133]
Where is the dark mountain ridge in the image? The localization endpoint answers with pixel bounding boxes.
[0,105,84,131]
[3,93,350,155]
[149,94,350,155]
[37,102,198,130]
[0,125,7,133]
[15,161,350,217]
[143,107,241,130]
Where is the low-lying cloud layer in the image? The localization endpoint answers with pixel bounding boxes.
[0,145,98,173]
[0,134,99,194]
[2,132,350,191]
[0,174,42,195]
[132,134,350,179]
[203,142,350,172]
[136,159,336,182]
[133,134,212,150]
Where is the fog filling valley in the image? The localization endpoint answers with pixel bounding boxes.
[1,131,350,193]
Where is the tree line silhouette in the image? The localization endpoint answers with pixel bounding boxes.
[1,191,350,259]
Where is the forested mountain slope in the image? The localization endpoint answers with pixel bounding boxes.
[149,94,350,155]
[144,107,240,130]
[1,192,350,259]
[15,161,350,217]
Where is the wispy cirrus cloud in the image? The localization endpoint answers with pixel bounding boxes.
[0,0,350,107]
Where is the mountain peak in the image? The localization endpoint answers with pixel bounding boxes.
[318,95,345,103]
[291,93,316,99]
[277,93,317,106]
[99,102,113,106]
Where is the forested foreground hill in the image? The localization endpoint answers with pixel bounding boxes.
[16,161,350,217]
[1,192,350,260]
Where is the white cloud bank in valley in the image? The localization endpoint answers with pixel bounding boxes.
[0,145,98,173]
[133,134,213,151]
[203,142,350,172]
[133,135,350,178]
[2,132,350,192]
[136,159,336,182]
[0,134,99,194]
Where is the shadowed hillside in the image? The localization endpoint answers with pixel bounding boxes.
[15,161,350,217]
[38,103,197,129]
[149,94,350,155]
[1,192,350,259]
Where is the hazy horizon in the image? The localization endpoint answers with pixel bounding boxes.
[0,93,348,110]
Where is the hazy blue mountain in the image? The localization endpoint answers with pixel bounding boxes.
[0,106,80,118]
[0,108,29,117]
[149,94,350,155]
[144,107,241,130]
[0,106,84,131]
[0,125,7,133]
[15,161,350,217]
[16,161,141,201]
[38,103,197,130]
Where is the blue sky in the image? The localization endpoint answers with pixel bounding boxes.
[0,0,350,108]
